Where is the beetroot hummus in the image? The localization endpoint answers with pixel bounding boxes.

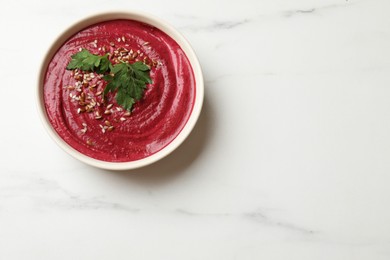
[44,19,196,162]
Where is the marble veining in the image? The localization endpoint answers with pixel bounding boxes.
[282,2,354,17]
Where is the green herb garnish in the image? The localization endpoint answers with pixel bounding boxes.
[66,49,112,74]
[103,62,152,111]
[66,49,152,111]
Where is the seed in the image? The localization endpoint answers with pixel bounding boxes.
[96,91,102,96]
[77,108,85,114]
[75,74,83,81]
[143,41,150,46]
[102,46,106,52]
[85,105,93,113]
[82,123,87,127]
[122,36,126,42]
[95,112,102,120]
[132,52,138,58]
[67,86,75,90]
[107,104,113,109]
[104,120,111,126]
[79,47,82,51]
[117,37,121,42]
[104,110,111,115]
[110,42,115,47]
[81,128,87,134]
[120,117,126,122]
[124,111,131,116]
[139,53,144,57]
[86,139,93,145]
[107,126,114,132]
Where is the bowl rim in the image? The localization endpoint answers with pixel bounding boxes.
[36,11,204,170]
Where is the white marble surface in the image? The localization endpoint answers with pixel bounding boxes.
[1,0,390,259]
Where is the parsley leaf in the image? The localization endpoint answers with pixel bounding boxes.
[66,49,112,74]
[66,49,152,112]
[104,62,152,111]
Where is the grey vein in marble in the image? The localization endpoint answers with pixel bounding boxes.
[245,209,317,235]
[179,19,250,32]
[175,208,232,217]
[175,208,317,235]
[282,2,354,18]
[0,173,139,213]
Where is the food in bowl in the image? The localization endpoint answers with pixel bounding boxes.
[39,13,202,168]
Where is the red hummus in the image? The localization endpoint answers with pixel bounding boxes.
[44,19,196,162]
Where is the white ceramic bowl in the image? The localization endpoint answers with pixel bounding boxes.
[37,11,204,170]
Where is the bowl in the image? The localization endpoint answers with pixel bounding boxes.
[37,11,204,170]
